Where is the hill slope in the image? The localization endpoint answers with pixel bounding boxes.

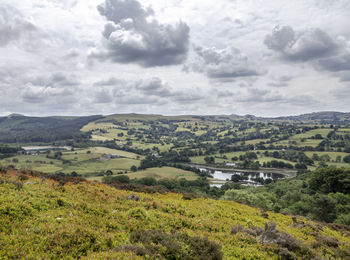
[1,169,349,259]
[273,111,350,123]
[0,115,103,143]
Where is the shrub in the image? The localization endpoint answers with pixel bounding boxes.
[18,174,29,181]
[128,230,223,260]
[244,226,263,237]
[138,177,157,186]
[107,182,168,194]
[312,234,338,248]
[259,222,300,251]
[182,193,200,200]
[231,225,243,234]
[103,175,130,184]
[115,245,151,256]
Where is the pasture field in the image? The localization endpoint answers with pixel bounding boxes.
[304,151,348,161]
[126,166,198,180]
[130,141,173,152]
[0,147,142,176]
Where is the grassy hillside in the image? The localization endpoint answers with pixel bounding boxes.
[1,169,349,259]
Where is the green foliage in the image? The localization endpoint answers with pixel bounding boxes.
[204,156,215,164]
[344,155,350,163]
[309,167,350,194]
[128,230,223,259]
[223,189,277,211]
[0,170,350,259]
[137,177,157,186]
[103,175,130,184]
[223,168,350,226]
[0,144,20,159]
[0,115,102,143]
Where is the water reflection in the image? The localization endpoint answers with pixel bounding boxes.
[198,168,285,187]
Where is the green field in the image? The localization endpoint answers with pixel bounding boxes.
[126,166,198,180]
[0,147,142,176]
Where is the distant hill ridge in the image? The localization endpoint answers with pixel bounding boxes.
[0,111,349,143]
[4,111,349,121]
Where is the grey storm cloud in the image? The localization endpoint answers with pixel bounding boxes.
[264,26,339,61]
[339,73,350,82]
[236,88,283,103]
[135,78,172,96]
[94,89,113,103]
[268,82,288,88]
[0,5,39,47]
[95,0,190,67]
[93,77,125,86]
[22,84,75,104]
[318,54,350,72]
[189,46,261,80]
[26,73,81,88]
[92,76,202,105]
[268,75,293,88]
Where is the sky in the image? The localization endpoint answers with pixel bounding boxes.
[0,0,350,117]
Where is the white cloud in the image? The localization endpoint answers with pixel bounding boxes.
[0,0,349,116]
[93,0,190,67]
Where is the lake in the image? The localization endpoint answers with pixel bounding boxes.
[198,167,286,187]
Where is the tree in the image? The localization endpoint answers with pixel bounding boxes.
[105,170,113,176]
[130,165,137,172]
[344,155,350,163]
[204,156,215,164]
[320,154,331,162]
[312,153,319,161]
[245,152,257,160]
[311,194,337,222]
[309,167,350,194]
[231,174,243,182]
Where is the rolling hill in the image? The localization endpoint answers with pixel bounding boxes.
[1,111,349,144]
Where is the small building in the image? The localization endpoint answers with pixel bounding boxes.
[226,162,236,167]
[101,154,120,160]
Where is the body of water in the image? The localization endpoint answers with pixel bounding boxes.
[198,167,285,187]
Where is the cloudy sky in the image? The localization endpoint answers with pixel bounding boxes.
[0,0,350,117]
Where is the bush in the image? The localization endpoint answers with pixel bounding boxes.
[231,225,243,234]
[128,230,223,260]
[103,175,130,184]
[259,221,300,251]
[335,213,350,226]
[18,174,29,181]
[138,177,157,186]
